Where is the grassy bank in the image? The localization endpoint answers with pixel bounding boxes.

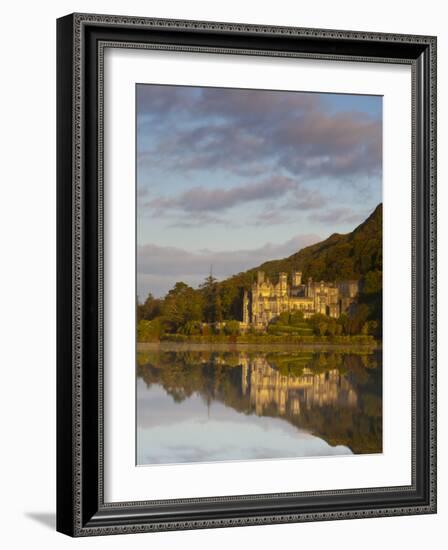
[137,333,379,348]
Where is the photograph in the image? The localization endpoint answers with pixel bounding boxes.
[54,10,437,537]
[135,84,383,465]
[0,0,443,546]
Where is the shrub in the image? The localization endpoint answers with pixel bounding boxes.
[161,333,188,342]
[137,318,163,342]
[223,320,240,336]
[317,322,328,336]
[289,310,305,325]
[179,320,202,335]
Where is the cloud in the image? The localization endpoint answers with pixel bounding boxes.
[145,177,331,223]
[137,234,320,298]
[249,192,326,226]
[288,187,328,210]
[251,207,293,227]
[276,111,382,178]
[147,176,297,214]
[137,85,382,186]
[167,212,230,228]
[137,84,318,127]
[311,207,367,225]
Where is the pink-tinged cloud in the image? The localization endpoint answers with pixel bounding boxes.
[137,85,382,182]
[137,233,321,298]
[148,176,297,213]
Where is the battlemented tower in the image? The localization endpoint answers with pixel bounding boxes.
[242,290,249,325]
[292,271,302,286]
[278,272,288,296]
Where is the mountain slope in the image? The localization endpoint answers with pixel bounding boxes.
[249,203,382,284]
[216,204,382,320]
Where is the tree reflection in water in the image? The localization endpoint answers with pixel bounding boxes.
[137,346,382,455]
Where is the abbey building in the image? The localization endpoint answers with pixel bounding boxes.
[242,271,359,329]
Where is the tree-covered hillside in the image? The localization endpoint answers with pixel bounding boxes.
[138,204,383,337]
[228,202,382,286]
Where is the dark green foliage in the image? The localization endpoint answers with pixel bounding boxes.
[248,204,382,283]
[161,282,204,333]
[359,269,383,337]
[200,274,223,323]
[179,320,203,335]
[268,311,314,336]
[137,292,162,321]
[223,320,241,336]
[137,318,164,342]
[273,311,305,326]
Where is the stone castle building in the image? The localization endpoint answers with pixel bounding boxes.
[242,271,359,329]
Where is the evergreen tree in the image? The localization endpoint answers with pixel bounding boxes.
[200,272,224,323]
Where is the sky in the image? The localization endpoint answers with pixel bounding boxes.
[136,84,382,299]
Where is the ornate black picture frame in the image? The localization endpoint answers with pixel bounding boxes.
[56,13,437,537]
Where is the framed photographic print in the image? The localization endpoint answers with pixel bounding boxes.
[56,13,437,536]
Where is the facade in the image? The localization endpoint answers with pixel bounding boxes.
[242,271,359,329]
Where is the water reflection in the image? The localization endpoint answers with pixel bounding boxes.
[241,356,358,416]
[137,345,382,465]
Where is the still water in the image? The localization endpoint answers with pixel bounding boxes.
[137,344,382,465]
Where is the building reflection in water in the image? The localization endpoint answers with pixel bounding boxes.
[239,355,358,418]
[137,346,382,455]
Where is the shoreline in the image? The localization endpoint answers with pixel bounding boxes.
[137,341,381,353]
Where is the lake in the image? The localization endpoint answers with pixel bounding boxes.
[136,343,382,465]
